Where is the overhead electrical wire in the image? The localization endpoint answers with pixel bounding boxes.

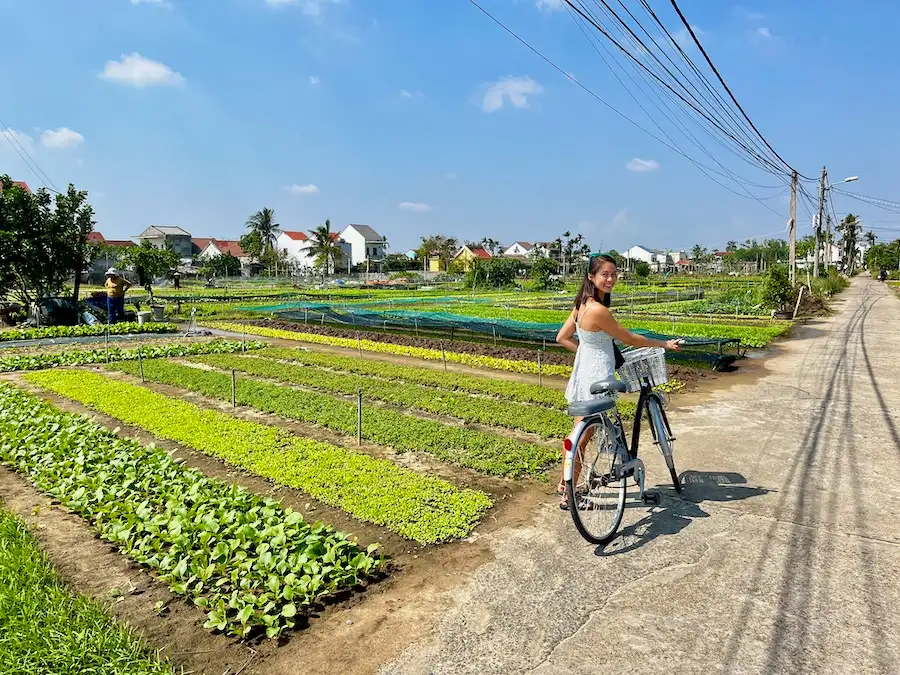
[465,0,789,204]
[467,0,797,222]
[560,0,793,179]
[664,0,811,180]
[559,1,790,211]
[0,116,59,193]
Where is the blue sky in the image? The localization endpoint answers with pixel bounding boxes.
[2,0,899,253]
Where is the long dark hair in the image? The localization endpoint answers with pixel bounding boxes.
[574,254,617,310]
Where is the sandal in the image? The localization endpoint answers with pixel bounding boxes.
[557,482,569,510]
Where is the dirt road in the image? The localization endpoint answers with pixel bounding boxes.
[380,276,900,675]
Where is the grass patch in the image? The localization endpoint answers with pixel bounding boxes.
[0,507,175,673]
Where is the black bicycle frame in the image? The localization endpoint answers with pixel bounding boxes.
[626,378,670,459]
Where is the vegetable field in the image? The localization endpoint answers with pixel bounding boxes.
[0,272,833,672]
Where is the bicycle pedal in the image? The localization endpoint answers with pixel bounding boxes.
[642,492,661,505]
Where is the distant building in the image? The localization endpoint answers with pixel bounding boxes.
[277,230,315,270]
[340,224,386,266]
[84,231,137,282]
[453,245,492,272]
[404,249,418,260]
[198,239,251,266]
[623,245,673,272]
[135,226,193,259]
[0,179,31,193]
[503,241,533,258]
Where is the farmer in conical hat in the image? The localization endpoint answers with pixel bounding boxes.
[104,268,132,324]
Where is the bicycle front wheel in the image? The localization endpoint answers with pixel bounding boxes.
[647,395,681,493]
[567,418,627,545]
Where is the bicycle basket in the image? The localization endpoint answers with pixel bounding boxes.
[617,347,668,393]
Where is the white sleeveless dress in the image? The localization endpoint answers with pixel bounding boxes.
[565,309,617,404]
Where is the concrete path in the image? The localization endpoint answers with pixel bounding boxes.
[381,276,900,675]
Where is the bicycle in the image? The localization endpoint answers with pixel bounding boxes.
[562,346,681,545]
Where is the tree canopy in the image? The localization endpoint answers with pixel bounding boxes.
[0,175,95,305]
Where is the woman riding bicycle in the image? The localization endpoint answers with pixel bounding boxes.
[555,253,681,509]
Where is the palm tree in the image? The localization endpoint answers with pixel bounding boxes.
[839,214,861,274]
[865,231,877,248]
[245,208,279,256]
[307,218,344,275]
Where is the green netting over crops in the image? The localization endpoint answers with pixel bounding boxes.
[252,304,740,368]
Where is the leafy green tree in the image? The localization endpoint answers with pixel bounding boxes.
[238,230,264,261]
[634,261,651,279]
[199,253,241,279]
[307,219,344,275]
[760,264,792,309]
[838,214,861,274]
[119,240,180,302]
[466,258,522,289]
[530,257,560,290]
[0,176,95,305]
[416,235,459,272]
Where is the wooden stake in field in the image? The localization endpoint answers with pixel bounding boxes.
[356,389,362,446]
[105,325,110,364]
[441,341,447,371]
[242,322,246,352]
[357,332,362,357]
[231,369,237,408]
[138,348,145,382]
[538,351,543,386]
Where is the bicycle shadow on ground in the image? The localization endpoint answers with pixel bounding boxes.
[595,471,772,557]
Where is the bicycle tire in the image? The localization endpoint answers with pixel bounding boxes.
[566,418,627,545]
[647,395,681,493]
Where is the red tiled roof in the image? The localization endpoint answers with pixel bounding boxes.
[108,240,136,248]
[676,259,693,265]
[212,240,246,258]
[714,251,730,257]
[12,180,31,193]
[514,241,534,250]
[470,246,492,259]
[282,230,309,241]
[87,231,106,244]
[329,232,341,242]
[192,237,214,252]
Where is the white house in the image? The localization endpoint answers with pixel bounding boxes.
[198,239,252,267]
[623,245,672,271]
[404,249,418,260]
[503,241,534,258]
[277,230,315,269]
[340,224,386,266]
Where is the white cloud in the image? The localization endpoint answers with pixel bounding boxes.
[610,208,629,232]
[309,75,320,85]
[130,0,171,6]
[673,25,706,49]
[444,172,457,180]
[399,202,432,212]
[400,89,413,98]
[265,0,342,17]
[536,0,564,11]
[100,53,185,88]
[626,158,660,172]
[0,128,34,152]
[755,26,773,40]
[482,76,542,113]
[40,127,85,149]
[286,184,319,195]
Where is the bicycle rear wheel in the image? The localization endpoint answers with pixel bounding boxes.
[566,418,627,545]
[647,395,681,493]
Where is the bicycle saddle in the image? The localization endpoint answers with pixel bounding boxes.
[589,378,627,395]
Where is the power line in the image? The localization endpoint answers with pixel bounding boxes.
[561,0,793,178]
[466,0,789,218]
[665,0,810,180]
[0,118,59,193]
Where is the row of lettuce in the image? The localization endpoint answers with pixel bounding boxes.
[0,321,177,342]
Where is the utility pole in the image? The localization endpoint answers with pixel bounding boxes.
[789,170,798,285]
[814,165,827,279]
[825,214,833,271]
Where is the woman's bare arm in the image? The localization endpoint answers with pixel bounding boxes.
[583,304,681,351]
[555,309,579,353]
